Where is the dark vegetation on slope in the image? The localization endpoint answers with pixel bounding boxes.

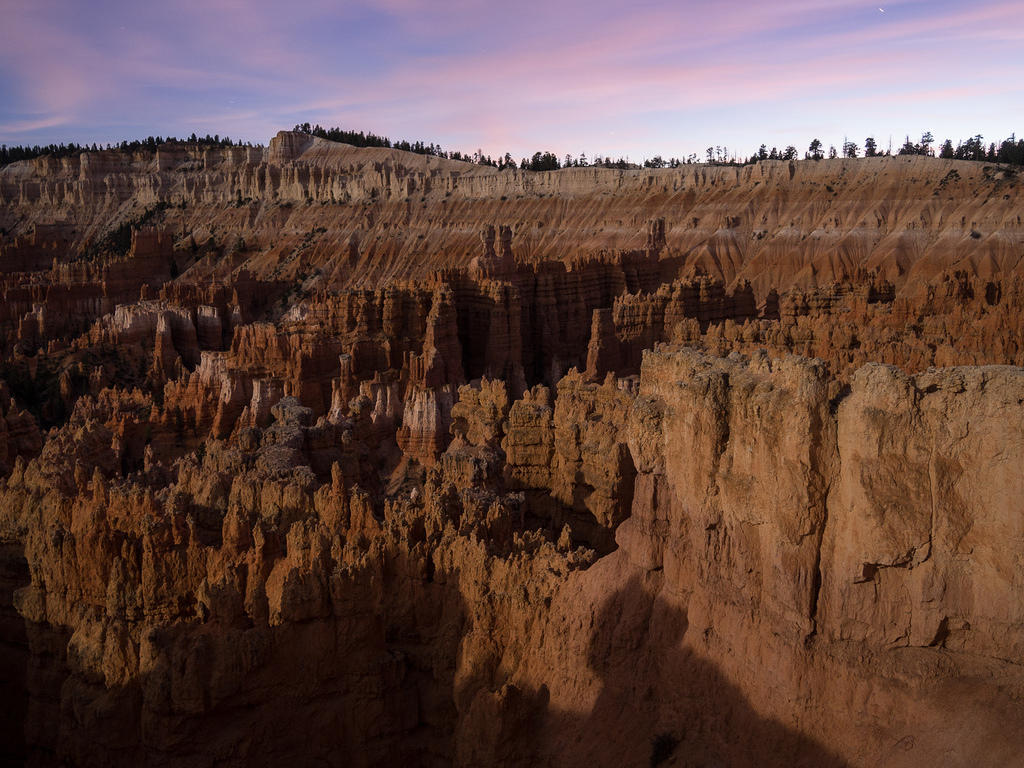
[4,124,1024,171]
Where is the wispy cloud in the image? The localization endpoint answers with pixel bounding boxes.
[0,115,70,136]
[1,0,1021,156]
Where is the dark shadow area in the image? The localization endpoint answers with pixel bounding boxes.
[0,541,30,765]
[8,514,846,767]
[525,576,852,768]
[11,549,471,768]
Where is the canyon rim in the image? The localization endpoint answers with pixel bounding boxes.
[1,130,1023,767]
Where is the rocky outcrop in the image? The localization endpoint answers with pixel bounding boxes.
[470,225,516,278]
[585,276,759,379]
[4,136,1022,297]
[820,363,1024,658]
[0,226,175,354]
[4,137,1024,768]
[450,378,509,450]
[474,348,1024,767]
[0,384,40,476]
[547,371,636,552]
[667,270,1024,377]
[4,348,1024,767]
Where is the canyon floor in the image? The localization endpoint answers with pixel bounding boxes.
[1,132,1023,767]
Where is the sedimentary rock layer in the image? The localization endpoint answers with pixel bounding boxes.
[3,347,1023,766]
[2,132,1021,296]
[1,137,1023,767]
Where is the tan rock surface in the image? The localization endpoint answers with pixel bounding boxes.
[2,138,1024,767]
[3,135,1022,298]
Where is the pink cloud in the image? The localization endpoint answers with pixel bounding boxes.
[0,115,70,135]
[1,0,1021,156]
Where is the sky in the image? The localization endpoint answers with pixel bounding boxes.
[1,0,1022,161]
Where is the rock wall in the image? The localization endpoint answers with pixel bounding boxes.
[3,134,1022,296]
[2,345,1023,766]
[463,348,1024,767]
[3,138,1024,767]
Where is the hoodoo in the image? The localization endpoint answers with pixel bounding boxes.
[1,135,1023,767]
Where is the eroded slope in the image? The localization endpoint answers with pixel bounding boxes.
[1,136,1023,767]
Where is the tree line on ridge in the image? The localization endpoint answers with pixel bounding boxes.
[2,125,1022,170]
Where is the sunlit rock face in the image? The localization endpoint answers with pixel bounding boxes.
[2,137,1024,767]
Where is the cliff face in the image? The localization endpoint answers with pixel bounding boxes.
[2,137,1024,767]
[3,348,1023,767]
[2,132,1021,297]
[491,349,1024,767]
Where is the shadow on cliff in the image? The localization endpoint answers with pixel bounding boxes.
[6,551,473,768]
[0,540,30,765]
[5,547,851,768]
[497,575,853,768]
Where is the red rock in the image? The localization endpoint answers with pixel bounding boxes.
[3,140,1024,767]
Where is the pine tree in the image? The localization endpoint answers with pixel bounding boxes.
[920,132,934,156]
[898,136,918,155]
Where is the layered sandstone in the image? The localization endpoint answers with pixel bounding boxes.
[2,134,1021,298]
[2,137,1024,767]
[4,346,1024,767]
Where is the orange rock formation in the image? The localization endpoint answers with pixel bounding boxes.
[1,136,1023,766]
